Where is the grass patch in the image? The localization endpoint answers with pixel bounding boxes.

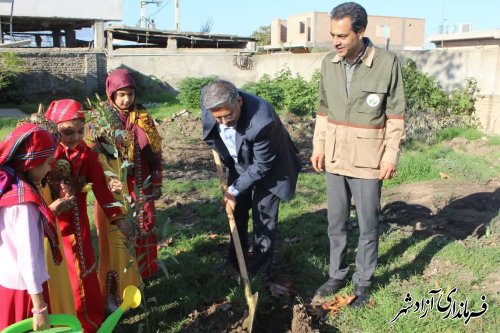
[142,93,187,120]
[386,139,499,187]
[0,117,18,139]
[487,135,500,146]
[436,151,500,182]
[436,127,483,142]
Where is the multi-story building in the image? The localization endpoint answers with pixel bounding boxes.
[267,11,425,53]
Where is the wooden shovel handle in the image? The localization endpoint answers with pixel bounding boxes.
[225,204,251,282]
[212,150,228,192]
[212,150,250,281]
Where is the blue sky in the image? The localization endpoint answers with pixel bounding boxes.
[120,0,498,49]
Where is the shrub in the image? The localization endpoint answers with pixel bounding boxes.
[402,59,481,144]
[0,53,26,104]
[0,53,25,90]
[242,74,285,111]
[402,58,448,113]
[404,108,480,145]
[242,67,320,116]
[177,76,218,110]
[449,78,479,116]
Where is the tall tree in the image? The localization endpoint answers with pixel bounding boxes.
[251,25,271,46]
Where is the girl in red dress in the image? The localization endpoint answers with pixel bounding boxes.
[44,99,128,333]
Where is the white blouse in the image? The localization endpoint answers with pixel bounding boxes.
[0,202,49,294]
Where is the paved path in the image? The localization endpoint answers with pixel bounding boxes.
[0,108,26,118]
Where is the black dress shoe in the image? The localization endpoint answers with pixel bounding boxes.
[314,278,346,297]
[351,285,370,308]
[247,252,272,278]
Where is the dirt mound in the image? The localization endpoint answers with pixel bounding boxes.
[180,300,318,333]
[180,301,247,333]
[289,304,319,333]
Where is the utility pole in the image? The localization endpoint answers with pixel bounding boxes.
[139,0,162,29]
[175,0,180,31]
[440,2,446,48]
[140,1,147,28]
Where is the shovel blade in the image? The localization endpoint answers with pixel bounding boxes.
[242,291,259,333]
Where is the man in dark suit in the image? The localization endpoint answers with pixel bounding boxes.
[201,80,301,276]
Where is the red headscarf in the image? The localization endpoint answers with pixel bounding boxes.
[106,69,137,100]
[0,123,62,265]
[45,99,85,124]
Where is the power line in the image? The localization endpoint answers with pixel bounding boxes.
[147,0,171,19]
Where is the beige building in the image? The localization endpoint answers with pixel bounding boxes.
[268,12,425,52]
[428,30,500,49]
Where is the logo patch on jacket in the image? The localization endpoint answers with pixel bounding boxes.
[366,94,380,107]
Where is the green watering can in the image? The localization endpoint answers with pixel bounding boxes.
[3,285,142,333]
[2,314,82,333]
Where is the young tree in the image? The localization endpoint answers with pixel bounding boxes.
[200,17,213,33]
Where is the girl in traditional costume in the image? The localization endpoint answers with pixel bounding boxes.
[0,123,61,331]
[44,99,127,333]
[106,69,163,280]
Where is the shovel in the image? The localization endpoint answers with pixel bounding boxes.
[212,150,258,333]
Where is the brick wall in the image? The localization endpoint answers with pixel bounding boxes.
[1,48,107,100]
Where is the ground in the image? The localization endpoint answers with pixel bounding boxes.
[154,112,499,332]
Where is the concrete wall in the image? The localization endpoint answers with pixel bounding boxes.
[107,47,499,134]
[399,48,500,133]
[106,48,326,89]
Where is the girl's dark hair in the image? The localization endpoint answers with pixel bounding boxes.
[330,2,368,33]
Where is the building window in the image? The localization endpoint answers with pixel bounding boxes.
[376,25,390,38]
[299,22,305,34]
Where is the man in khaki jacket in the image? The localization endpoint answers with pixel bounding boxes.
[311,2,405,308]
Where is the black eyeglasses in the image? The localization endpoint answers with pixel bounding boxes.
[215,114,234,122]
